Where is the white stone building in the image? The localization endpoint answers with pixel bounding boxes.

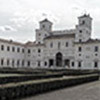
[0,14,100,70]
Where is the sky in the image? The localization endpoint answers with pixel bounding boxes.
[0,0,100,43]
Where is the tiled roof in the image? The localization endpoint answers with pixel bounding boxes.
[39,18,52,24]
[44,34,75,40]
[78,14,92,19]
[25,41,34,46]
[74,39,100,44]
[25,41,45,47]
[0,38,24,46]
[0,38,45,47]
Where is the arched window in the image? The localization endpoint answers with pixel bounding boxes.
[42,25,45,28]
[82,20,85,25]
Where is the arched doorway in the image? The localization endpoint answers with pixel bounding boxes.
[56,52,63,67]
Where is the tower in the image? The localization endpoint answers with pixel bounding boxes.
[35,19,53,44]
[75,14,92,42]
[39,19,52,32]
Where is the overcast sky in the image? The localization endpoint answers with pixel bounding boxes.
[0,0,100,43]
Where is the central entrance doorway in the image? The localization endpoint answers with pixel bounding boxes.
[56,52,63,67]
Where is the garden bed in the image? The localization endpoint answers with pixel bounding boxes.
[0,73,64,84]
[0,74,99,100]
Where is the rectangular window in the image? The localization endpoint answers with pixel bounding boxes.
[64,59,70,66]
[38,49,41,53]
[42,25,45,28]
[22,49,24,53]
[95,46,98,52]
[27,61,30,66]
[17,60,19,66]
[1,59,4,66]
[38,61,40,67]
[49,59,54,67]
[7,46,10,51]
[44,61,47,66]
[78,47,82,52]
[12,60,14,67]
[17,48,20,53]
[38,42,41,44]
[79,39,82,42]
[94,62,98,68]
[1,45,4,51]
[78,61,81,67]
[12,47,15,52]
[72,62,74,67]
[66,42,68,47]
[7,59,10,66]
[28,49,31,53]
[58,42,61,49]
[79,30,82,33]
[50,42,53,48]
[22,60,24,66]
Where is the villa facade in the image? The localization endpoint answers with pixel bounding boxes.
[0,14,100,69]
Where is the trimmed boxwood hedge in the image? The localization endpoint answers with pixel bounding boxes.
[0,68,99,85]
[0,68,46,74]
[0,68,99,75]
[0,73,64,84]
[0,70,99,85]
[0,74,99,100]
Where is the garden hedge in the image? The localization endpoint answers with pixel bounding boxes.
[0,74,99,100]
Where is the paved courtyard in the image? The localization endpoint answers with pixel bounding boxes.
[22,80,100,100]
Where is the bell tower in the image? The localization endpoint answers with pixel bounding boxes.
[39,19,52,32]
[35,19,53,44]
[75,14,92,42]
